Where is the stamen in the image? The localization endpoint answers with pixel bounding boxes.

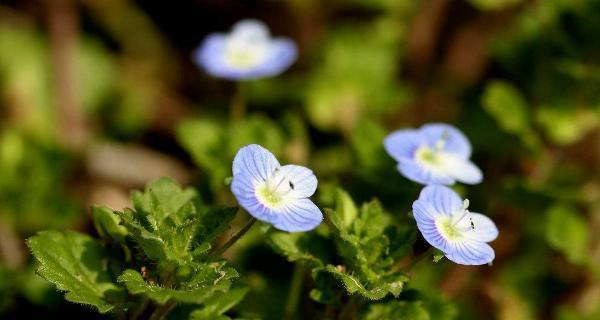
[452,199,471,227]
[435,130,450,151]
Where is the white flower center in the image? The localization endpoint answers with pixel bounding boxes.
[224,23,270,70]
[255,168,294,208]
[414,131,451,171]
[436,199,474,242]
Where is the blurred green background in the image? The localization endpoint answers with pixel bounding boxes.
[0,0,599,319]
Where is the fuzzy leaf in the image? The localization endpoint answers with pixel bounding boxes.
[319,265,408,300]
[546,204,589,264]
[27,231,124,313]
[118,263,238,305]
[92,206,128,243]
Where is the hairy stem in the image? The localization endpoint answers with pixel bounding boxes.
[148,300,176,320]
[230,82,246,122]
[210,217,257,260]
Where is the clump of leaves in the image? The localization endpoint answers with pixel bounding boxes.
[27,178,247,319]
[271,188,422,317]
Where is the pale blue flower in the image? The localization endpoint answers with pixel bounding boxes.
[195,19,297,80]
[231,144,322,232]
[413,185,498,265]
[384,123,483,185]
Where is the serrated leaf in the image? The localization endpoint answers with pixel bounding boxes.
[132,177,198,227]
[270,232,325,268]
[319,265,408,300]
[360,301,430,320]
[118,263,238,305]
[190,287,249,320]
[92,206,128,243]
[27,231,124,313]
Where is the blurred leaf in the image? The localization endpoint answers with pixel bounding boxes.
[360,300,430,320]
[482,80,530,135]
[536,106,599,145]
[270,232,325,268]
[545,203,589,264]
[27,231,124,313]
[190,288,249,320]
[467,0,521,11]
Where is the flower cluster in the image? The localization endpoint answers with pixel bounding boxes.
[385,123,498,265]
[201,20,498,266]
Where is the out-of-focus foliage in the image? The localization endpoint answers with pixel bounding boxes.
[0,0,599,319]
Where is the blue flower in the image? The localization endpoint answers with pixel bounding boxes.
[195,19,298,80]
[412,185,498,265]
[384,123,483,185]
[231,144,323,232]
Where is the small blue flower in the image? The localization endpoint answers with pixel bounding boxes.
[195,19,298,80]
[231,144,323,232]
[384,123,483,185]
[413,185,498,265]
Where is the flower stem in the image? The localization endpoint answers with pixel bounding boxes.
[209,217,257,260]
[408,247,435,271]
[148,300,176,320]
[283,263,305,320]
[230,82,246,122]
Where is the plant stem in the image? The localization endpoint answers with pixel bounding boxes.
[283,263,305,320]
[408,247,435,271]
[230,82,246,122]
[209,217,257,260]
[148,300,176,320]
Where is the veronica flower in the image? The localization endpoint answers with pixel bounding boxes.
[412,185,498,265]
[231,144,323,232]
[384,123,483,185]
[195,19,298,80]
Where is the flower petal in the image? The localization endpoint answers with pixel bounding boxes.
[249,39,297,79]
[272,199,323,232]
[445,240,495,265]
[383,129,422,161]
[194,34,231,78]
[437,153,483,184]
[413,204,451,253]
[232,144,280,186]
[275,164,317,198]
[464,212,498,242]
[418,185,463,216]
[420,123,472,158]
[398,161,455,185]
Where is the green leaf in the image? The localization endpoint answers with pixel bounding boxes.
[131,177,198,226]
[482,80,529,135]
[433,250,445,263]
[190,288,249,320]
[27,231,124,313]
[546,204,589,264]
[319,265,408,300]
[92,206,128,243]
[118,262,238,305]
[270,232,325,268]
[334,188,358,228]
[360,301,430,320]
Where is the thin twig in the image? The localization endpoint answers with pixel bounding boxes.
[209,217,257,260]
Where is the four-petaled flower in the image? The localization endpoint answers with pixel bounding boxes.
[384,123,483,185]
[231,144,323,232]
[412,185,498,265]
[195,19,298,80]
